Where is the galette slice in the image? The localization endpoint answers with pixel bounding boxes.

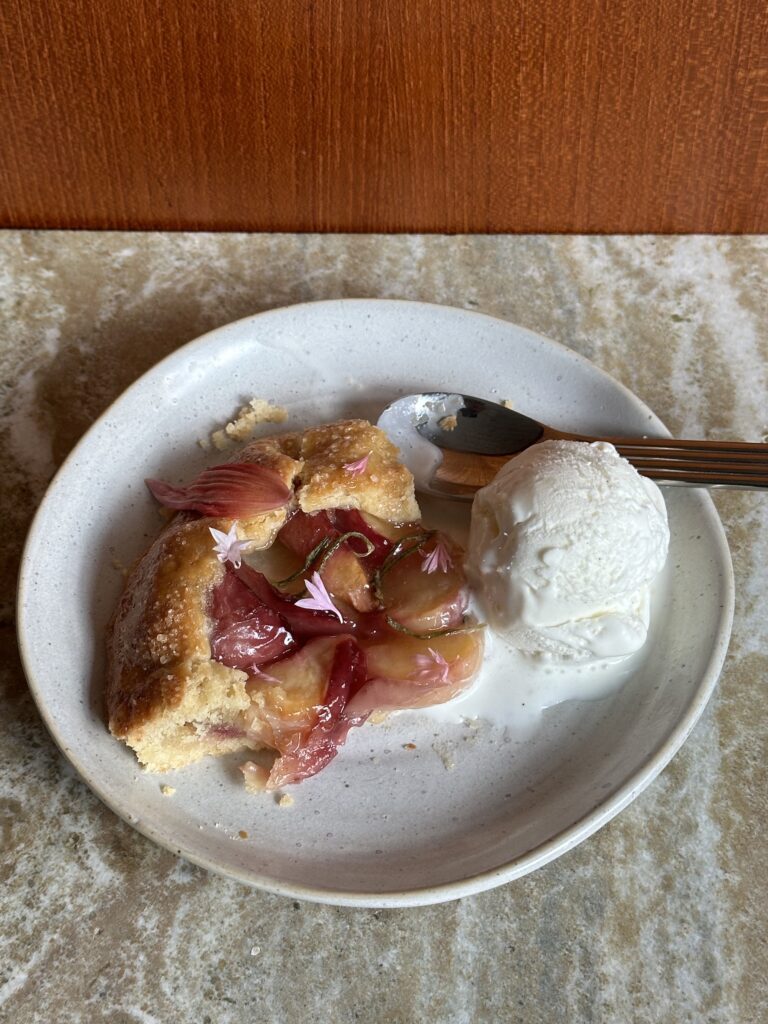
[107,420,484,789]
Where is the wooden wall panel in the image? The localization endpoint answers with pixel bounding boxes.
[2,0,768,232]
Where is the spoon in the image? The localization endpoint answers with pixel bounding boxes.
[377,392,768,499]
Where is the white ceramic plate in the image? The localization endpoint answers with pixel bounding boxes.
[17,300,734,907]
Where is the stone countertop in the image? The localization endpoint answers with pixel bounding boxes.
[1,232,766,1024]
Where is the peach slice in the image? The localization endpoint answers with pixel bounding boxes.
[379,534,468,631]
[278,511,376,612]
[321,548,376,613]
[349,630,484,713]
[244,540,304,596]
[246,635,342,734]
[266,637,368,788]
[358,510,421,543]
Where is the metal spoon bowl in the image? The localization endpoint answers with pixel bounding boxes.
[378,392,768,499]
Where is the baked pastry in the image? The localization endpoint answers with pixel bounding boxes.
[107,419,484,788]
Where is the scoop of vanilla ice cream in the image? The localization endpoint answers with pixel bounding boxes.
[466,440,670,662]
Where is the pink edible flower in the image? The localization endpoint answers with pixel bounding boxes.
[415,648,451,684]
[343,453,370,476]
[209,522,251,569]
[422,539,451,574]
[295,572,344,622]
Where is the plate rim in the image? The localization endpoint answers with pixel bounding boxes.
[16,297,736,907]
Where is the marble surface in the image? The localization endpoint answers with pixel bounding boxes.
[2,231,767,1023]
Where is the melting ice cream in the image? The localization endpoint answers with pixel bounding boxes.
[466,440,670,663]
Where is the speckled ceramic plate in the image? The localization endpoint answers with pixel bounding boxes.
[17,299,734,907]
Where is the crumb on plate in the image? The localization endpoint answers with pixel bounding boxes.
[161,784,176,797]
[240,761,270,794]
[211,398,288,450]
[431,742,456,772]
[277,793,295,808]
[110,557,130,578]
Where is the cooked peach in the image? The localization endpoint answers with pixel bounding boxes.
[351,630,484,712]
[247,635,342,727]
[279,511,375,611]
[380,534,467,631]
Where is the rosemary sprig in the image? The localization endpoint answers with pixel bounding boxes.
[384,615,487,640]
[275,531,376,588]
[371,530,433,605]
[275,536,333,586]
[315,531,375,574]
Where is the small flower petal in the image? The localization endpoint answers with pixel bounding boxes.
[422,539,452,574]
[209,522,251,568]
[343,453,370,476]
[414,647,452,683]
[295,572,344,622]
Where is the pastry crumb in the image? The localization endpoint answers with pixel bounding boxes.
[501,398,515,410]
[277,793,295,808]
[111,557,130,578]
[211,398,288,449]
[161,785,176,796]
[438,414,458,431]
[431,743,456,772]
[250,945,261,957]
[402,742,417,750]
[240,761,270,793]
[238,830,249,839]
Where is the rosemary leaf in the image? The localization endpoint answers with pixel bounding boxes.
[372,530,433,605]
[385,615,486,640]
[316,531,375,574]
[275,536,333,586]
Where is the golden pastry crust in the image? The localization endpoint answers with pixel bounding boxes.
[297,420,420,522]
[231,431,303,475]
[233,420,419,522]
[106,516,252,770]
[107,418,419,771]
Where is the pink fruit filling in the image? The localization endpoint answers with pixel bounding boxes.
[267,637,370,788]
[205,509,483,788]
[209,571,295,673]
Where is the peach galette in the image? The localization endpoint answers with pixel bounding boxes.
[107,420,484,789]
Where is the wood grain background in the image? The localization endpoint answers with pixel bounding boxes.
[2,0,768,233]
